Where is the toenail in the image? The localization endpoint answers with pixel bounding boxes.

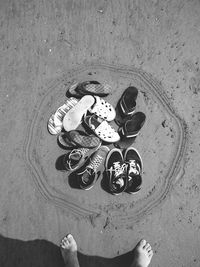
[141,239,146,245]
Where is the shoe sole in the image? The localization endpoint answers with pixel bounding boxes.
[68,131,101,148]
[48,98,78,135]
[63,95,95,131]
[77,81,111,96]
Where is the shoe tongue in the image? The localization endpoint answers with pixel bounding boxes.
[129,161,140,176]
[113,176,125,189]
[70,152,82,164]
[82,168,94,184]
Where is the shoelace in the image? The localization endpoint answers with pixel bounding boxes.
[67,148,89,170]
[88,155,103,171]
[128,160,140,176]
[112,162,126,178]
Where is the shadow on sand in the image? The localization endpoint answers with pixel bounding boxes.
[0,234,134,267]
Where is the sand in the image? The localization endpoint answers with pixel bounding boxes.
[0,1,200,267]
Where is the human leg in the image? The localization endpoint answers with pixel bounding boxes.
[60,234,80,267]
[131,239,153,267]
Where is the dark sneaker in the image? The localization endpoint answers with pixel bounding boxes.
[118,112,146,138]
[77,146,110,190]
[119,86,138,115]
[106,148,127,195]
[63,145,100,171]
[124,147,143,194]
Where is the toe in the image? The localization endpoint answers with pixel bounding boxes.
[144,242,151,250]
[67,234,73,242]
[138,239,147,248]
[149,250,153,258]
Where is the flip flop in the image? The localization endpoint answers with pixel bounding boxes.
[89,96,116,121]
[118,112,146,138]
[63,95,95,132]
[76,81,111,97]
[58,132,77,149]
[67,82,83,98]
[67,130,101,148]
[47,97,79,135]
[84,114,120,143]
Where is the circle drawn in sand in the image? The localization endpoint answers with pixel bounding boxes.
[23,64,187,226]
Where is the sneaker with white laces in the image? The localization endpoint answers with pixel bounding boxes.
[77,146,110,190]
[106,148,127,195]
[124,147,143,194]
[63,145,101,171]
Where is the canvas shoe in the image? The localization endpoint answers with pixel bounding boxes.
[118,112,146,138]
[124,147,143,194]
[77,146,110,190]
[119,86,138,115]
[106,148,127,195]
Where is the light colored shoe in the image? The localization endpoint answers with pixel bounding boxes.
[89,96,116,121]
[47,97,78,135]
[84,114,120,143]
[63,95,95,131]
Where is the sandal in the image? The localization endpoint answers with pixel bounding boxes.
[47,97,78,135]
[76,81,111,97]
[63,95,95,131]
[84,114,120,143]
[67,130,101,148]
[89,96,116,121]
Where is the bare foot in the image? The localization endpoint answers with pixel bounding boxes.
[60,234,80,267]
[131,239,153,267]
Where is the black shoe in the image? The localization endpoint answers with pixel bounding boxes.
[106,148,127,195]
[77,146,110,190]
[119,86,138,115]
[118,112,146,138]
[124,147,143,194]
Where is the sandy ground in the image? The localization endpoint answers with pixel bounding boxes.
[0,0,200,266]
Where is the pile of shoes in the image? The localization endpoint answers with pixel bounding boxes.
[47,81,146,194]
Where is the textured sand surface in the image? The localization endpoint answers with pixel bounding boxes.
[0,1,200,267]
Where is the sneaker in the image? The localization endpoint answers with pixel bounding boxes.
[118,112,146,138]
[124,147,143,194]
[77,146,110,190]
[106,148,127,195]
[119,86,138,115]
[63,145,100,171]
